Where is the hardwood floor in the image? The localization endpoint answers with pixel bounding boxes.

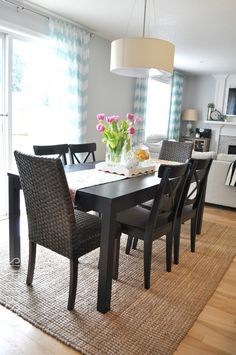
[0,205,235,355]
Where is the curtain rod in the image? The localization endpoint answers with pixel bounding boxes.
[0,0,94,35]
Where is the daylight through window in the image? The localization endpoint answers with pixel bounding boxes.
[145,78,171,140]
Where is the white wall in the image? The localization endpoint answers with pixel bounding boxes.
[87,36,135,160]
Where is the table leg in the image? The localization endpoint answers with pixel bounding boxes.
[8,174,21,266]
[97,204,116,313]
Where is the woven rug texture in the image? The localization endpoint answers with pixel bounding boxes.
[0,220,236,355]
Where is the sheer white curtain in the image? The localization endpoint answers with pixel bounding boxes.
[47,18,90,144]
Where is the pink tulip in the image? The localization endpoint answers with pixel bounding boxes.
[134,116,142,124]
[128,127,135,135]
[113,115,120,122]
[106,116,113,124]
[96,123,105,132]
[127,113,134,120]
[97,113,105,120]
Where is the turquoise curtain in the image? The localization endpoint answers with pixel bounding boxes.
[133,78,148,144]
[168,71,184,140]
[48,19,90,143]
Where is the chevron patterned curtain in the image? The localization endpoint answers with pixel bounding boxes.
[133,78,148,144]
[48,19,90,143]
[167,71,184,140]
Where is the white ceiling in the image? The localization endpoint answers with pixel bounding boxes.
[26,0,236,76]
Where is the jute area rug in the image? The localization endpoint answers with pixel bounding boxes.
[0,219,236,355]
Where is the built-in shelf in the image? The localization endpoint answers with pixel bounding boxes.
[204,121,236,126]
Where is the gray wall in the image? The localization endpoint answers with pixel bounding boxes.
[181,75,215,136]
[87,36,135,160]
[182,75,236,151]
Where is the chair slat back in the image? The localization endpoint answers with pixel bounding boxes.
[148,163,189,229]
[187,158,213,209]
[159,141,193,162]
[69,143,96,164]
[177,158,213,217]
[33,144,69,165]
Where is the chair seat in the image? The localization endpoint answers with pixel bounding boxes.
[117,206,172,240]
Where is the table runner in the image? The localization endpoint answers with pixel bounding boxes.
[66,169,127,201]
[66,168,127,189]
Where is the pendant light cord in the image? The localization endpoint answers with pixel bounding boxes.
[142,0,147,37]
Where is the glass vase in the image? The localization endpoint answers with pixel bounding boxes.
[105,143,123,165]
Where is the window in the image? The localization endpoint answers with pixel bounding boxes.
[145,78,171,140]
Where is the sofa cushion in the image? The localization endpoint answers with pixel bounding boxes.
[216,153,236,162]
[191,151,217,160]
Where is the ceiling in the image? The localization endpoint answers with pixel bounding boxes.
[26,0,236,76]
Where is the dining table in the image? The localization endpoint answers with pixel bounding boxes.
[7,161,205,313]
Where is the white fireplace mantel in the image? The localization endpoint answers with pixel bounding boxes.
[204,120,236,153]
[204,121,236,127]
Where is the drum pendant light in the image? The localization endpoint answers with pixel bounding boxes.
[110,0,175,78]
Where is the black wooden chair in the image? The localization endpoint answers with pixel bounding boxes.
[113,163,189,289]
[14,150,103,311]
[173,158,213,264]
[33,144,69,165]
[69,143,96,164]
[159,140,193,162]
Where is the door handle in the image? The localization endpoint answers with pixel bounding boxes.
[0,113,8,117]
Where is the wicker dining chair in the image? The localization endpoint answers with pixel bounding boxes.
[159,140,193,163]
[113,163,189,289]
[173,158,213,264]
[69,143,96,164]
[33,144,69,165]
[14,150,103,311]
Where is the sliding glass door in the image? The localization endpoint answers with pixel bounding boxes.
[0,31,49,219]
[11,37,49,158]
[0,34,8,219]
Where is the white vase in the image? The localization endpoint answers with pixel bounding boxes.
[207,107,212,121]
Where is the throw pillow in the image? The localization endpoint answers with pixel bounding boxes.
[217,153,236,162]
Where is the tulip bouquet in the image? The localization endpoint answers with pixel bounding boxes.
[96,113,142,164]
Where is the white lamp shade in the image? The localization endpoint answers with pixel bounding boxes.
[182,109,198,121]
[110,38,175,78]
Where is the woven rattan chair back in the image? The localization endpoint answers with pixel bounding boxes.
[33,144,69,165]
[14,150,102,310]
[15,150,78,259]
[159,140,193,162]
[69,143,96,164]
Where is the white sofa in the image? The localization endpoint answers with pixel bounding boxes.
[147,140,236,208]
[192,152,236,209]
